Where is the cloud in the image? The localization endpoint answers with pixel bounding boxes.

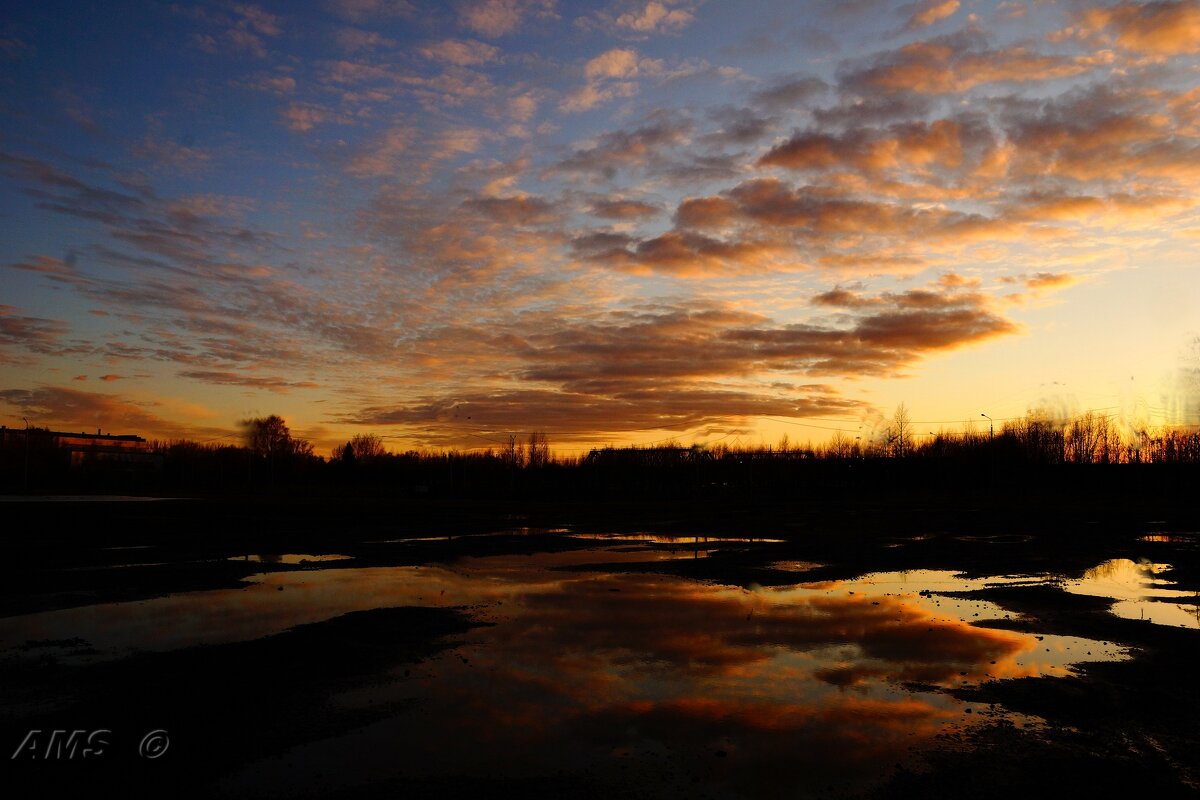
[345,126,414,176]
[559,80,639,113]
[341,294,1016,440]
[700,106,776,147]
[0,386,222,439]
[417,38,501,66]
[335,27,396,51]
[561,47,665,112]
[574,229,790,276]
[6,254,77,278]
[324,0,416,23]
[458,0,557,38]
[187,3,281,58]
[669,177,1017,246]
[903,0,959,30]
[133,131,212,172]
[246,73,297,94]
[998,271,1083,299]
[758,117,995,177]
[615,1,696,34]
[463,193,559,225]
[1024,272,1077,290]
[841,33,1105,95]
[585,48,642,80]
[178,370,319,393]
[587,198,661,219]
[232,4,281,36]
[0,305,70,362]
[0,152,400,384]
[554,114,691,177]
[750,76,828,111]
[1077,0,1200,56]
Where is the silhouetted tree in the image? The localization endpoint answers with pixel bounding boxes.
[892,403,912,458]
[527,432,549,468]
[240,415,313,483]
[243,415,293,459]
[349,433,385,461]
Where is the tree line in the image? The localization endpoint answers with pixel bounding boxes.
[2,408,1197,496]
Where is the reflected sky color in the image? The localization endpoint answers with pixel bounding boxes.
[2,1,1199,450]
[1063,558,1200,629]
[0,542,1133,796]
[226,552,354,564]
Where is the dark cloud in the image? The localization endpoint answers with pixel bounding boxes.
[553,114,692,179]
[341,295,1015,439]
[701,106,777,147]
[462,193,558,225]
[758,116,997,179]
[1001,83,1200,184]
[839,31,1104,96]
[750,76,828,111]
[575,229,788,276]
[344,385,859,440]
[0,305,70,361]
[586,198,661,220]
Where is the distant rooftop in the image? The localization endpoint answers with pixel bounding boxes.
[0,426,146,443]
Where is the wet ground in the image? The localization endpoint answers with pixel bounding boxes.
[1,498,1198,797]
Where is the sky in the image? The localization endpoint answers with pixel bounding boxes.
[1,0,1198,455]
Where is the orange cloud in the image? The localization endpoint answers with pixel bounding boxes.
[905,0,960,30]
[1078,0,1200,55]
[845,35,1103,95]
[0,386,224,439]
[758,118,985,175]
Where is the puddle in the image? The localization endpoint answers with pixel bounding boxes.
[765,560,825,572]
[1139,533,1195,543]
[217,559,1123,798]
[953,534,1034,544]
[1063,559,1200,629]
[570,532,786,544]
[0,546,1135,798]
[227,554,353,565]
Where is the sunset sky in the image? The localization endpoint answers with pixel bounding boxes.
[2,0,1198,454]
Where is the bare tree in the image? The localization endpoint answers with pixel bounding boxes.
[892,403,913,458]
[349,433,385,461]
[527,432,549,468]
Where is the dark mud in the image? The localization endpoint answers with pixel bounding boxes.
[2,605,480,797]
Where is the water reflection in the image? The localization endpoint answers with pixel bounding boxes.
[0,548,1134,797]
[1138,533,1195,543]
[1064,558,1200,629]
[570,532,786,543]
[227,553,352,565]
[215,562,1123,797]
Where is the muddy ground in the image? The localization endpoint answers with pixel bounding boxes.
[1,496,1197,798]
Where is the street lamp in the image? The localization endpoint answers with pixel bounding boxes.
[980,413,993,441]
